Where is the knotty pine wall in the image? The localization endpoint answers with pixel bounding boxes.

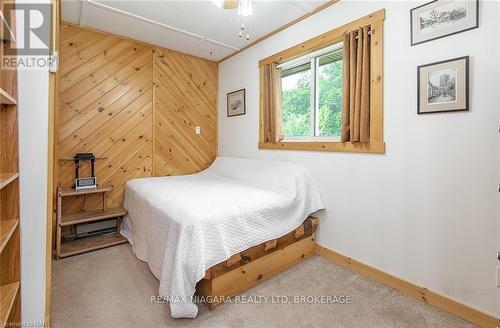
[153,47,217,176]
[57,24,217,212]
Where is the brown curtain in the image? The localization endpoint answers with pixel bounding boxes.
[263,63,284,143]
[341,26,371,143]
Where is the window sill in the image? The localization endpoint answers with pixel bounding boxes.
[258,141,385,154]
[282,137,341,142]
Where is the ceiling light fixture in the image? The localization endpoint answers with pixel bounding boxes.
[212,0,253,40]
[212,0,253,16]
[211,0,224,9]
[237,0,253,16]
[238,22,250,40]
[236,0,252,39]
[238,23,244,38]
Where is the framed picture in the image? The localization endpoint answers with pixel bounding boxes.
[417,56,469,114]
[227,89,246,117]
[411,0,479,46]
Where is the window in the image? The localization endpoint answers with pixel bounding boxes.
[258,9,385,154]
[280,44,343,139]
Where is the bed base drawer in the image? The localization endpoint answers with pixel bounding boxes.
[196,217,318,310]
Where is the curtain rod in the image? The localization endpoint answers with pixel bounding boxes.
[352,27,373,40]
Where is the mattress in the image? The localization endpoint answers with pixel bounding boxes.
[121,157,324,318]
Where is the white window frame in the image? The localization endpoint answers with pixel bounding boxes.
[278,42,343,141]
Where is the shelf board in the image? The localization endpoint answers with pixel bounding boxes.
[0,12,16,42]
[59,234,127,258]
[0,282,19,327]
[59,185,113,197]
[0,88,16,105]
[0,173,18,190]
[0,219,18,254]
[60,207,127,227]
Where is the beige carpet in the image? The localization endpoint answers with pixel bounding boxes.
[52,244,476,328]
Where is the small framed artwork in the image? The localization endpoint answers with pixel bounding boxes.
[417,56,469,114]
[411,0,479,46]
[227,89,246,117]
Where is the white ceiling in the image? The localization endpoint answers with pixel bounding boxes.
[61,0,329,61]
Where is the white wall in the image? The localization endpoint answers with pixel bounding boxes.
[218,0,500,316]
[18,68,49,324]
[16,0,50,323]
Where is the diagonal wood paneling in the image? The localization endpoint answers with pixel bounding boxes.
[56,24,218,215]
[153,47,217,176]
[57,24,153,211]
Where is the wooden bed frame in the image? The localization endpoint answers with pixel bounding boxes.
[196,217,318,309]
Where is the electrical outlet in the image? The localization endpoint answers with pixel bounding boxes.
[195,126,201,135]
[497,267,500,288]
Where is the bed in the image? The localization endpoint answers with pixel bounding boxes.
[121,157,324,318]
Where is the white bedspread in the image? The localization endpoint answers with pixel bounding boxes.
[121,157,323,318]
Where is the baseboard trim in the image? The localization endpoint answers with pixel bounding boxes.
[315,244,500,328]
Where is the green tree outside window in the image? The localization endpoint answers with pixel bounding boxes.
[281,50,343,138]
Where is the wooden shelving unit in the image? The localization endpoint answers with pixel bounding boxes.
[59,185,113,197]
[56,186,127,259]
[60,207,127,227]
[0,88,16,105]
[60,234,127,258]
[0,173,18,189]
[0,282,19,325]
[0,1,21,325]
[0,11,15,42]
[0,219,18,253]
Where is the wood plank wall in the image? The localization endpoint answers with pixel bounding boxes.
[56,24,217,212]
[153,48,217,175]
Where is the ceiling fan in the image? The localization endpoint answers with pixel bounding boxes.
[212,0,253,16]
[217,1,239,9]
[213,0,253,40]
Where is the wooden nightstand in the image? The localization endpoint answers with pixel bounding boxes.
[56,185,128,259]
